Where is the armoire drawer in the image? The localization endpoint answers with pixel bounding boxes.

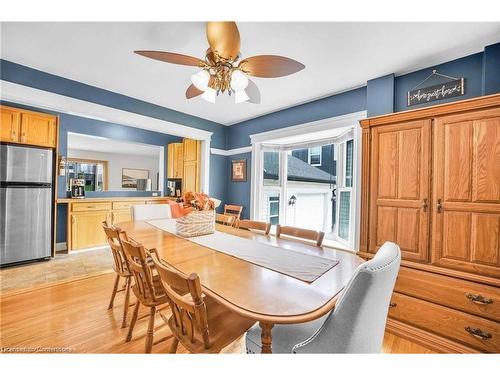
[389,292,500,353]
[395,267,500,322]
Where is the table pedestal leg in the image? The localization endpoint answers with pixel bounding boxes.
[259,321,274,354]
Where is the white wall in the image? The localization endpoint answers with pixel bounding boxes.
[67,149,160,191]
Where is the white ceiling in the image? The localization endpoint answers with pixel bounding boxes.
[68,132,161,157]
[1,22,499,125]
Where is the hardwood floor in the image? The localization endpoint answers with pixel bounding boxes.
[0,273,434,354]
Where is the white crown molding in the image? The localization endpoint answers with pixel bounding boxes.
[0,80,213,141]
[210,146,252,156]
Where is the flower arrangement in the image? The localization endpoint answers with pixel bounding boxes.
[172,192,221,237]
[168,192,221,218]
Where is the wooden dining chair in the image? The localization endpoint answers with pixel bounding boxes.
[276,225,325,247]
[150,255,256,353]
[236,219,271,235]
[120,236,170,353]
[102,222,133,328]
[224,204,243,222]
[215,213,236,226]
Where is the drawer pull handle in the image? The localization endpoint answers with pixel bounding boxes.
[464,326,492,340]
[389,302,397,308]
[466,293,493,305]
[436,198,442,213]
[421,198,428,212]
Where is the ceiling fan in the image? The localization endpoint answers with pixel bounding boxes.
[134,22,305,104]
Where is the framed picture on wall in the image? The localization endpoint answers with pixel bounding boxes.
[231,159,247,182]
[122,168,149,188]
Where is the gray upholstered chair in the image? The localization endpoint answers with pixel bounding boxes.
[131,204,171,221]
[245,241,401,354]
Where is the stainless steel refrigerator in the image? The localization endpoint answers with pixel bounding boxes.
[1,144,53,266]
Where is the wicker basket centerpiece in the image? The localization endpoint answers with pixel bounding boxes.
[173,192,220,238]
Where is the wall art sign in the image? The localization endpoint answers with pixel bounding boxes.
[407,78,465,106]
[231,159,247,182]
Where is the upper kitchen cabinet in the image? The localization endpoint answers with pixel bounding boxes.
[182,138,200,193]
[0,106,57,148]
[167,142,183,179]
[0,106,21,143]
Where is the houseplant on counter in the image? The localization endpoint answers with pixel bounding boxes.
[169,192,221,237]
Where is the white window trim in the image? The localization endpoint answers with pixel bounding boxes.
[250,111,366,251]
[308,146,322,166]
[268,196,280,224]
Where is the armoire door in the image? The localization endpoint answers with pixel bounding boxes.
[369,120,431,262]
[432,108,500,278]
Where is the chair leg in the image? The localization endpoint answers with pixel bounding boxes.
[108,274,120,310]
[169,337,179,354]
[145,306,156,353]
[121,277,131,328]
[126,301,140,342]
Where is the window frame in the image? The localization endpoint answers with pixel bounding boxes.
[267,196,280,225]
[308,146,322,166]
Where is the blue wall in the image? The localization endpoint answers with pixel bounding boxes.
[2,42,499,244]
[0,59,227,149]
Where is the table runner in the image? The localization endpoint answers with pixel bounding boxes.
[146,219,339,283]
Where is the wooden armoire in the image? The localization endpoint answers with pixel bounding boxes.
[359,94,500,353]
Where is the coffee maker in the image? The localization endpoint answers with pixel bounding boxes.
[70,178,86,199]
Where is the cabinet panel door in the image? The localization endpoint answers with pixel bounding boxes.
[183,160,199,193]
[0,107,21,143]
[174,143,184,178]
[112,210,132,225]
[183,138,199,162]
[20,112,57,147]
[432,108,500,278]
[369,120,431,262]
[167,143,175,178]
[71,211,109,250]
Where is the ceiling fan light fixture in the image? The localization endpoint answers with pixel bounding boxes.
[201,87,217,103]
[230,69,249,91]
[191,69,210,91]
[234,90,249,104]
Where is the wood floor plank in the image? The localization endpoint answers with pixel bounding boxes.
[0,273,435,354]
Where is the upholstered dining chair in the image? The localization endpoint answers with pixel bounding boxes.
[120,236,170,353]
[236,219,271,235]
[215,213,236,226]
[245,241,401,353]
[276,225,325,247]
[223,204,243,222]
[102,222,133,328]
[150,254,256,353]
[131,204,171,221]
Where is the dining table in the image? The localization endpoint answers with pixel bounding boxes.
[118,220,364,353]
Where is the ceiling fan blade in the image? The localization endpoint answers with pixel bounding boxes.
[246,79,261,104]
[186,84,203,99]
[206,22,240,61]
[135,51,205,67]
[239,55,305,78]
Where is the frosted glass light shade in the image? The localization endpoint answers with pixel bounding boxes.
[191,70,210,91]
[234,90,249,104]
[231,69,249,91]
[201,88,216,103]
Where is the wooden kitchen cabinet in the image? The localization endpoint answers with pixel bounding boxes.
[70,211,110,250]
[167,142,183,178]
[62,197,174,251]
[0,105,57,148]
[182,138,200,193]
[0,106,21,143]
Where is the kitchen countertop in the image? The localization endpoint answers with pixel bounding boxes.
[56,196,177,203]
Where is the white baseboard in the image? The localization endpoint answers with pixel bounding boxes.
[56,242,67,251]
